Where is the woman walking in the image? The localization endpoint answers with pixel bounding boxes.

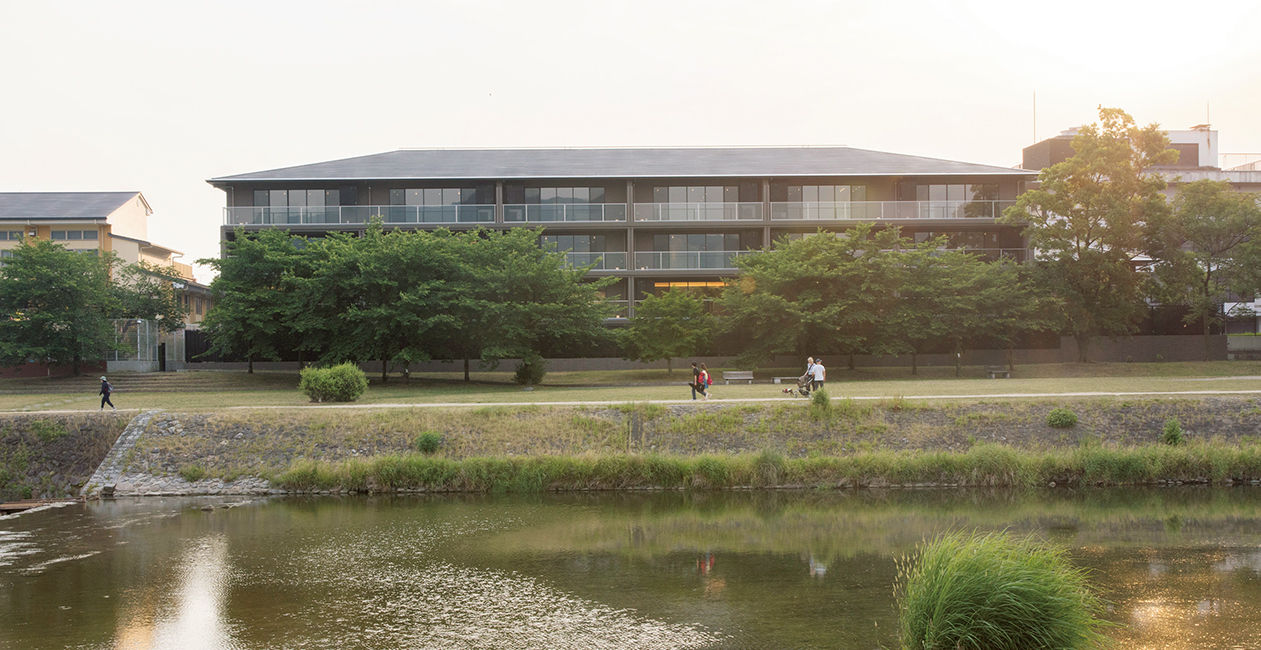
[697,363,712,400]
[99,376,116,411]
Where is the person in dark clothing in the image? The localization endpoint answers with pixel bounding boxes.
[691,362,702,400]
[99,376,116,411]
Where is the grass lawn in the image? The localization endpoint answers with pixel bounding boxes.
[3,360,1261,412]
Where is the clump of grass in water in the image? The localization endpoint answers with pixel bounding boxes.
[897,530,1111,650]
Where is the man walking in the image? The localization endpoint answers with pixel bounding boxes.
[811,358,826,392]
[691,362,702,400]
[99,376,116,411]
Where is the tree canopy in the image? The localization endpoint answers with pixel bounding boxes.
[621,287,713,374]
[1004,106,1177,361]
[0,239,187,374]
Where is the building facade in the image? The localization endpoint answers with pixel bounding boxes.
[0,192,212,327]
[209,147,1037,318]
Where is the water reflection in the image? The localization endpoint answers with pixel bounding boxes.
[1,489,1261,649]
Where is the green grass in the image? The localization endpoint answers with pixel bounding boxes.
[269,441,1261,493]
[5,361,1261,413]
[897,531,1111,650]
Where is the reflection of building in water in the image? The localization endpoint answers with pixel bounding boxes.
[808,555,827,578]
[1213,550,1261,573]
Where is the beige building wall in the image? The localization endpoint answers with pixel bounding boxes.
[104,195,150,240]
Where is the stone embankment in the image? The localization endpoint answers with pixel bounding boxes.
[50,396,1261,497]
[0,413,130,500]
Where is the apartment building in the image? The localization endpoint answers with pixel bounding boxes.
[0,192,212,326]
[209,147,1037,318]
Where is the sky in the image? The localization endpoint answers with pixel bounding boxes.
[2,0,1260,283]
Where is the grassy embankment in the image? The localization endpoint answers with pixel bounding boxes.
[3,360,1261,412]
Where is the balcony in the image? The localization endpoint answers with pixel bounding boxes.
[633,250,751,270]
[224,205,495,226]
[770,200,1016,220]
[633,202,763,222]
[562,252,628,270]
[504,204,627,222]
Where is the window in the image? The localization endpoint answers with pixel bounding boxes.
[771,184,867,202]
[51,230,98,241]
[652,186,738,203]
[390,187,492,206]
[542,235,606,252]
[506,186,607,204]
[255,189,343,206]
[914,184,997,202]
[0,231,22,240]
[651,233,740,251]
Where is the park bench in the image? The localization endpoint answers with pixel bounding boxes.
[722,370,754,384]
[985,366,1011,379]
[772,376,801,384]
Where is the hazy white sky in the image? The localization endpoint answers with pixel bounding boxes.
[2,0,1260,282]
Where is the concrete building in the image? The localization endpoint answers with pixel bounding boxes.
[209,147,1037,318]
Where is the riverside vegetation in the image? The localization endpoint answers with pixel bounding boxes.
[110,396,1261,494]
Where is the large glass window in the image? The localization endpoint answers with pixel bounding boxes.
[771,184,867,202]
[506,186,607,204]
[541,235,606,252]
[915,184,998,202]
[52,230,96,241]
[654,185,739,202]
[650,233,740,251]
[0,231,23,240]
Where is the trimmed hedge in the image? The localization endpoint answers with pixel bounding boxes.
[299,363,369,403]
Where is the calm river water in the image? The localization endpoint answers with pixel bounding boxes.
[2,488,1261,649]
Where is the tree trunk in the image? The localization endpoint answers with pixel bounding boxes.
[1006,345,1015,372]
[73,355,81,376]
[667,358,673,375]
[403,362,410,383]
[848,353,855,370]
[911,351,918,375]
[1074,333,1092,363]
[954,340,962,378]
[464,356,470,382]
[248,354,254,374]
[381,358,388,384]
[1202,311,1212,362]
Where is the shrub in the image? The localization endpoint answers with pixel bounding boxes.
[30,420,68,443]
[898,531,1110,650]
[513,355,547,386]
[1046,408,1078,429]
[179,464,207,483]
[414,431,443,454]
[299,363,368,402]
[1162,417,1185,446]
[809,389,832,420]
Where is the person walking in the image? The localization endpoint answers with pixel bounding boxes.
[811,358,826,392]
[690,362,702,400]
[99,376,116,411]
[698,363,712,400]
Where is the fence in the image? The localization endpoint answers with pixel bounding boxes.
[105,319,185,372]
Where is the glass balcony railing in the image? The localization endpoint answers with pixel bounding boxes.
[603,299,629,319]
[224,205,495,225]
[503,204,627,222]
[633,202,763,222]
[561,252,628,270]
[770,200,1016,220]
[633,250,751,270]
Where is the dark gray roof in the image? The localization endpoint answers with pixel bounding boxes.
[0,192,143,220]
[209,147,1035,184]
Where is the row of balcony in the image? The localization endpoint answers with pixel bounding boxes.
[566,248,1027,270]
[224,200,1018,225]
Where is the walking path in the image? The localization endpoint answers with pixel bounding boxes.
[11,388,1261,415]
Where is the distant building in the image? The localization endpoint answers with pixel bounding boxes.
[209,147,1037,319]
[0,191,212,327]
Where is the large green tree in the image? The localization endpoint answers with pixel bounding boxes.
[0,240,187,375]
[1152,179,1261,359]
[718,224,902,367]
[1004,107,1178,361]
[621,287,713,374]
[198,228,310,373]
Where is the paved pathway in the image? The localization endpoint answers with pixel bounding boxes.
[80,410,161,498]
[9,388,1261,415]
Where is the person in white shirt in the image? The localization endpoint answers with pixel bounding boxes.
[811,358,826,391]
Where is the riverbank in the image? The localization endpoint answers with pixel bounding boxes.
[60,395,1261,497]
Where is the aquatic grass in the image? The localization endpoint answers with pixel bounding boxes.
[897,531,1111,650]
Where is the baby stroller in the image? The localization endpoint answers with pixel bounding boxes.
[781,372,813,398]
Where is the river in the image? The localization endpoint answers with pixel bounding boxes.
[2,487,1260,649]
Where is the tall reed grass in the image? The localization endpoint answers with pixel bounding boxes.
[897,531,1110,650]
[272,441,1261,492]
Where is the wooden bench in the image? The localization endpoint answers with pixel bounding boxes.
[985,366,1011,379]
[773,376,801,384]
[723,370,754,384]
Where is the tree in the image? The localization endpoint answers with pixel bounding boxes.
[0,240,116,374]
[290,224,460,381]
[198,228,309,373]
[447,228,615,380]
[718,224,902,367]
[112,261,188,333]
[1152,179,1261,359]
[884,241,992,376]
[1004,106,1178,362]
[621,287,713,374]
